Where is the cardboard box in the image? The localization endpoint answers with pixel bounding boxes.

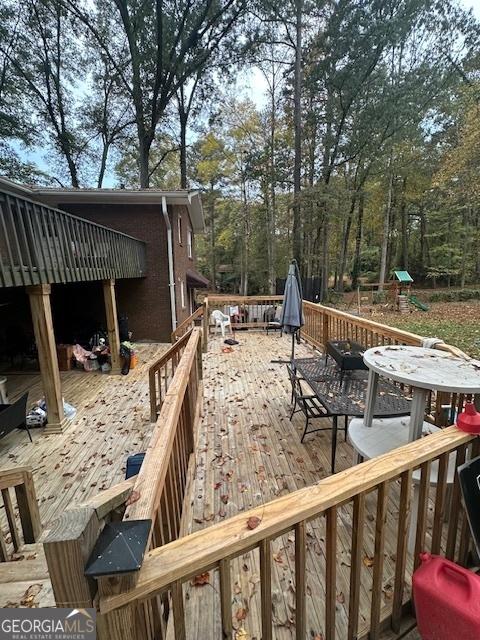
[56,344,73,371]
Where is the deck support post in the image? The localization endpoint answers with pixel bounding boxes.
[27,284,67,433]
[103,279,121,374]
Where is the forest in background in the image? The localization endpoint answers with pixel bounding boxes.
[2,0,480,299]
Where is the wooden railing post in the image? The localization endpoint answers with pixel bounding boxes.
[44,480,137,636]
[322,309,329,347]
[97,577,138,640]
[15,469,42,543]
[202,299,209,352]
[149,368,157,423]
[44,506,101,610]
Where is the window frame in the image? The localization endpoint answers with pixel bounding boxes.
[177,214,182,245]
[187,228,193,259]
[180,279,186,309]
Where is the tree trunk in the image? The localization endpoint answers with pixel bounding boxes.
[209,188,216,290]
[399,177,408,270]
[320,212,329,300]
[179,112,188,189]
[267,86,277,294]
[242,181,249,297]
[378,154,394,291]
[336,193,357,292]
[351,191,365,289]
[292,0,303,267]
[66,156,80,188]
[97,140,109,188]
[138,134,151,188]
[419,206,428,275]
[460,205,471,288]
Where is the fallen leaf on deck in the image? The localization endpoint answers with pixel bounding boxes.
[191,572,210,586]
[246,516,261,530]
[126,490,140,506]
[363,555,374,567]
[235,607,248,621]
[21,584,43,607]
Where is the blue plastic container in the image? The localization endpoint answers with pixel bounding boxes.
[125,452,145,479]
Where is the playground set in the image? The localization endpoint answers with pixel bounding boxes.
[354,270,430,314]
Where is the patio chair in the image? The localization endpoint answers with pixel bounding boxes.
[286,363,305,405]
[287,365,345,473]
[211,310,232,338]
[0,393,32,443]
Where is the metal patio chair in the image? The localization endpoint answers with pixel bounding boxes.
[0,393,32,443]
[287,364,344,473]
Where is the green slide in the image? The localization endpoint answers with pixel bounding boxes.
[408,294,429,311]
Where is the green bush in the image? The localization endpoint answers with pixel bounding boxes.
[428,289,480,303]
[364,271,379,284]
[326,290,343,305]
[372,291,387,304]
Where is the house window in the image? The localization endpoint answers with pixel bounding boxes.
[187,229,193,259]
[180,279,186,309]
[177,214,182,244]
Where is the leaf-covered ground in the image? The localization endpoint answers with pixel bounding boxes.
[366,300,480,358]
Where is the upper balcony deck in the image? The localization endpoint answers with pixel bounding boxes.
[0,187,146,288]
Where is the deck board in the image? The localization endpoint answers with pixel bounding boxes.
[0,332,428,636]
[182,332,421,640]
[0,343,166,532]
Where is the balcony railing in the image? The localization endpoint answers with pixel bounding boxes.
[0,190,146,287]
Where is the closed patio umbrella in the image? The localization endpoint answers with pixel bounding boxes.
[280,259,304,361]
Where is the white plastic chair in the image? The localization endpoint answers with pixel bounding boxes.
[211,310,231,337]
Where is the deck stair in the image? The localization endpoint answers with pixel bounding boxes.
[0,467,52,607]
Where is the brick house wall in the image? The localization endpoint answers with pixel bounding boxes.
[56,202,198,342]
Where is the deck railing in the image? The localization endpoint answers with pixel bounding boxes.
[0,467,42,557]
[171,305,205,344]
[302,301,473,425]
[95,427,476,640]
[0,190,146,287]
[45,328,203,637]
[207,294,284,330]
[149,329,194,422]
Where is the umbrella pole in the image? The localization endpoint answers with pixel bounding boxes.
[271,331,296,365]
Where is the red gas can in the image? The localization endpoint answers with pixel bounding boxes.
[413,553,480,639]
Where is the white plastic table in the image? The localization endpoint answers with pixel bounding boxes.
[363,345,480,441]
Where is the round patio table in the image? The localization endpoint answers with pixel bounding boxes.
[362,345,480,441]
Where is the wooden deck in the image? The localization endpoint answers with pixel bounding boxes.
[0,332,423,635]
[0,343,166,532]
[182,331,419,639]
